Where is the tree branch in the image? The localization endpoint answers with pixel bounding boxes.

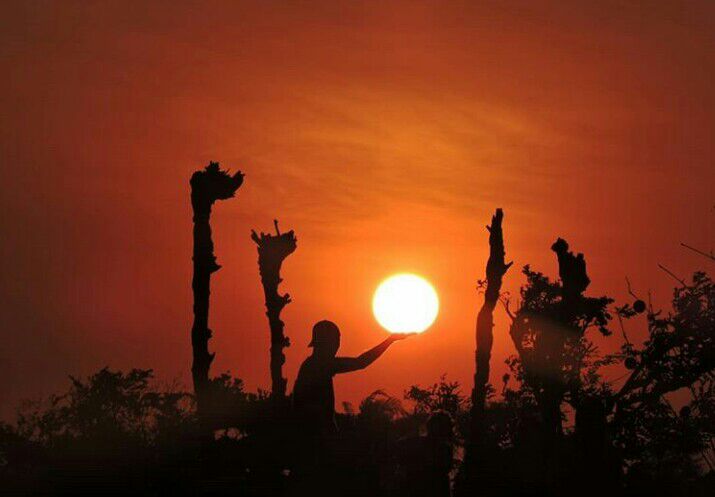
[472,208,511,440]
[252,220,297,400]
[190,162,243,430]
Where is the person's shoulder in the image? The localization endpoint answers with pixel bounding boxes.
[297,356,315,373]
[295,357,313,379]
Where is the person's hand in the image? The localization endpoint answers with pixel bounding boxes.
[389,332,417,342]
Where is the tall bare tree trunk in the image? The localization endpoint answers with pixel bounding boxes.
[471,208,512,440]
[190,162,243,429]
[251,220,297,400]
[542,237,590,439]
[455,209,511,497]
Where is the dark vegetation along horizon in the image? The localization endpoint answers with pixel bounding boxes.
[0,162,712,497]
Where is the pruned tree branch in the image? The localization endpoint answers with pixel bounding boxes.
[190,161,243,430]
[472,208,511,440]
[252,219,297,400]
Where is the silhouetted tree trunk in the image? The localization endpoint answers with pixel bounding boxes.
[455,210,511,497]
[190,162,243,428]
[497,238,594,494]
[471,208,511,440]
[251,220,297,400]
[542,237,590,440]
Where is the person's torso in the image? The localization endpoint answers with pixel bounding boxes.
[293,357,336,427]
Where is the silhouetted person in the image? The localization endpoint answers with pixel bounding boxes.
[395,412,454,497]
[293,320,413,436]
[290,321,412,496]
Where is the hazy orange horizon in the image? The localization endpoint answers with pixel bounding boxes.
[1,1,713,420]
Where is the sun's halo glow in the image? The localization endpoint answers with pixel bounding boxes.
[372,273,439,333]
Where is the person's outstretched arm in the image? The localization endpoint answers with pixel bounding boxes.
[334,334,414,374]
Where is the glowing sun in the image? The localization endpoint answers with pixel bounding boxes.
[372,273,439,333]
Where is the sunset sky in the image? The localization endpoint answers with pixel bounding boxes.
[1,1,713,419]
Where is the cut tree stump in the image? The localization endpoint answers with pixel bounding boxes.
[251,219,297,400]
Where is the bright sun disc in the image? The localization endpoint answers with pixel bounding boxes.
[372,273,439,333]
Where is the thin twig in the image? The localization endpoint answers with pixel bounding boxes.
[616,312,631,346]
[500,296,515,321]
[680,242,715,262]
[657,264,686,286]
[625,277,639,300]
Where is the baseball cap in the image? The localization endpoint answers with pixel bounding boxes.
[309,320,340,347]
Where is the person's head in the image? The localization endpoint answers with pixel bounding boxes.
[309,320,340,357]
[426,411,453,440]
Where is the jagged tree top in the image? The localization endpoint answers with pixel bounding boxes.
[551,237,590,295]
[190,161,244,214]
[251,220,297,266]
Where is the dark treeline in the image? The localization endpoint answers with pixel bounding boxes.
[0,163,712,496]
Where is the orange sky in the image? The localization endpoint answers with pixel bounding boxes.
[1,1,713,419]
